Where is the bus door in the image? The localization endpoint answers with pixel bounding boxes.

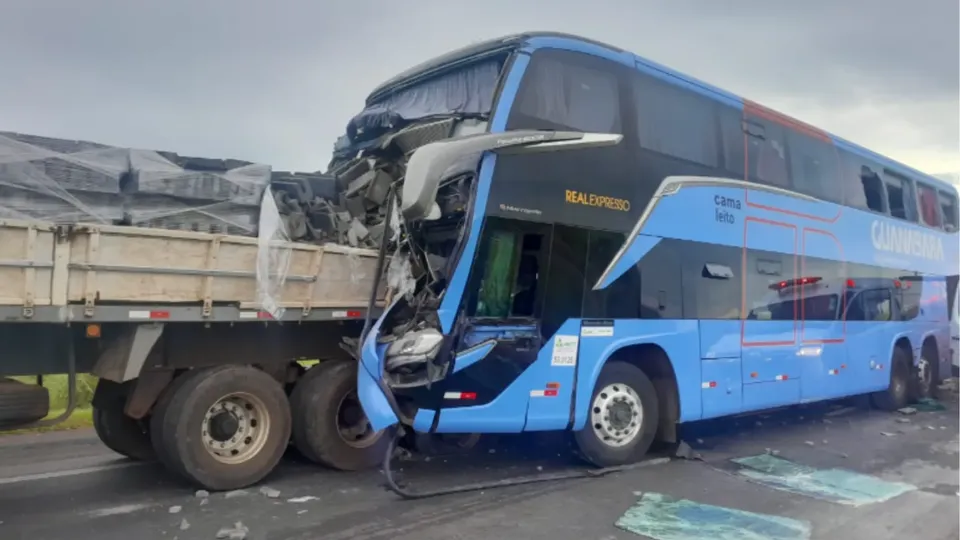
[741,218,802,411]
[434,219,548,433]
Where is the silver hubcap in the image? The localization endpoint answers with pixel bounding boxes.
[590,383,643,448]
[201,392,270,465]
[917,357,932,389]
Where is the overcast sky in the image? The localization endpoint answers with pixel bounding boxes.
[0,0,957,179]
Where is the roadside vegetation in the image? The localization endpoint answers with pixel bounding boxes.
[3,374,99,434]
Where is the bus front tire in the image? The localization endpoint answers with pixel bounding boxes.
[574,362,659,468]
[150,366,291,491]
[290,360,389,471]
[870,347,911,411]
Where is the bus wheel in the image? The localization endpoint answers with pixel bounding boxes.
[290,359,389,471]
[910,347,939,401]
[151,366,291,491]
[574,362,659,467]
[870,347,911,411]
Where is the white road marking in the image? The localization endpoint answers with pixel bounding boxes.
[0,461,142,485]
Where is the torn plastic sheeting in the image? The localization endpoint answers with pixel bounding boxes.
[256,187,292,320]
[387,253,416,300]
[615,492,811,540]
[0,131,129,224]
[732,454,916,506]
[123,195,259,236]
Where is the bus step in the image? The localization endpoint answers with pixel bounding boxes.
[380,432,672,500]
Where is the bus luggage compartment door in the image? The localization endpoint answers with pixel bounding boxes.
[741,218,801,411]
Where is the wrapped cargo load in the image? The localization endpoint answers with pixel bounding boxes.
[124,149,271,236]
[0,131,127,223]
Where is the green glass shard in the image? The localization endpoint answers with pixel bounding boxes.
[732,454,915,506]
[615,492,811,540]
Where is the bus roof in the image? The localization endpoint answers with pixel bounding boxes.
[367,32,952,191]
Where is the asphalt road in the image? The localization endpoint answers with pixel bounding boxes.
[0,392,956,540]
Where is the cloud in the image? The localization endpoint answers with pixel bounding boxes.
[0,0,956,174]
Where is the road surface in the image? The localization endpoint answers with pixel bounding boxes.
[0,392,957,540]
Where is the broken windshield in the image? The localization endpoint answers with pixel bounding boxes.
[334,58,506,156]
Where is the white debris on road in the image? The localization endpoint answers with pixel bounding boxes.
[287,496,319,503]
[168,505,182,514]
[216,522,249,540]
[259,486,281,499]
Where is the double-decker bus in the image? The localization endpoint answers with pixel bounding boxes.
[330,32,959,473]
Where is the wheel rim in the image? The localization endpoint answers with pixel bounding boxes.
[336,391,382,449]
[201,392,271,465]
[590,383,643,448]
[917,357,933,392]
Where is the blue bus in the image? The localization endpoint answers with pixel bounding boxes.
[331,32,959,475]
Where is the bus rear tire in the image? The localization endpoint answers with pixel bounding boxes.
[870,347,910,411]
[290,359,388,471]
[574,362,659,468]
[150,366,291,491]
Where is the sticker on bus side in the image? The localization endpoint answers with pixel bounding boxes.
[551,335,580,366]
[581,319,614,337]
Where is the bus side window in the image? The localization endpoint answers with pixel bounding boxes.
[839,152,886,213]
[859,289,893,321]
[742,117,790,189]
[939,190,959,232]
[883,172,916,222]
[787,131,842,203]
[632,72,719,167]
[510,51,622,134]
[916,181,942,228]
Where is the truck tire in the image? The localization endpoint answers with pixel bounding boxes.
[290,360,389,471]
[871,346,911,411]
[574,362,659,468]
[151,366,291,491]
[93,406,154,461]
[0,379,49,426]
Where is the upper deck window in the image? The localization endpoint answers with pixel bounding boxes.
[510,51,622,133]
[939,190,958,232]
[916,182,942,227]
[787,131,842,203]
[632,73,718,167]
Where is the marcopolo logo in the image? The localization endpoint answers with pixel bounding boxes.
[871,220,945,262]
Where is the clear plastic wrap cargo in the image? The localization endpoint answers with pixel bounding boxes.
[0,131,128,224]
[123,148,271,236]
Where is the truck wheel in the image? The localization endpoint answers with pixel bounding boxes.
[574,362,659,468]
[0,378,50,426]
[290,360,389,471]
[871,346,911,411]
[151,366,291,491]
[93,406,154,461]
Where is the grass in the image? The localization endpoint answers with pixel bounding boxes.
[3,374,99,435]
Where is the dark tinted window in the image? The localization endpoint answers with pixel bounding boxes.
[684,242,742,319]
[582,231,642,318]
[633,74,718,166]
[939,190,959,232]
[719,106,746,177]
[788,132,841,202]
[743,116,790,189]
[511,51,621,133]
[860,289,893,321]
[540,225,589,337]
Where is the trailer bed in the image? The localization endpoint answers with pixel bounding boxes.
[0,219,384,322]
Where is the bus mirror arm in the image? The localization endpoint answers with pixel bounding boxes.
[401,130,623,221]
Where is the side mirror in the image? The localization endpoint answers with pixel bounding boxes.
[401,130,622,221]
